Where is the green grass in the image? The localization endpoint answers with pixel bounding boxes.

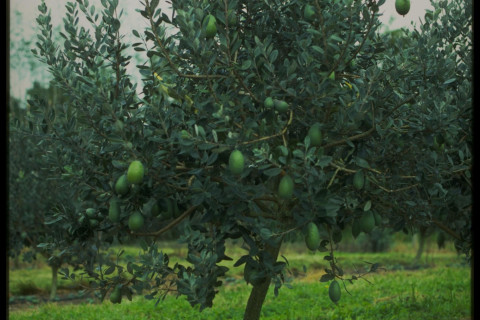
[9,265,471,319]
[9,237,472,319]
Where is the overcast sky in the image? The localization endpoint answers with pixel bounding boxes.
[9,0,434,102]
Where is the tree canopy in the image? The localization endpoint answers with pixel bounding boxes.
[9,0,471,318]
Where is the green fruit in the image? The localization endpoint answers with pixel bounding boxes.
[109,286,122,304]
[273,99,289,113]
[278,175,294,199]
[329,280,341,303]
[115,174,130,195]
[264,97,274,108]
[352,219,361,238]
[395,0,410,16]
[359,211,375,234]
[89,219,99,227]
[180,130,190,139]
[128,212,144,231]
[307,124,323,147]
[305,222,321,251]
[86,208,96,218]
[229,150,245,175]
[108,199,121,222]
[205,15,217,38]
[353,170,365,190]
[127,160,144,185]
[303,4,315,21]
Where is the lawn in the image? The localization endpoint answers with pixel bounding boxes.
[8,234,472,319]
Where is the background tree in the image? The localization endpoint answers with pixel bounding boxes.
[8,82,89,300]
[22,0,471,319]
[375,0,472,260]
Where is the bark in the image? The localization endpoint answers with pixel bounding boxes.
[12,256,20,269]
[50,264,59,300]
[243,241,282,320]
[413,227,427,265]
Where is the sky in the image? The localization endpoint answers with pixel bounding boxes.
[9,0,434,103]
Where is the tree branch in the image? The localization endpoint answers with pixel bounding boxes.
[240,110,293,145]
[322,116,375,149]
[134,205,199,237]
[431,218,462,241]
[383,92,419,119]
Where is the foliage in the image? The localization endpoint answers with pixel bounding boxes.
[9,85,76,267]
[12,0,472,316]
[375,0,472,257]
[8,82,112,299]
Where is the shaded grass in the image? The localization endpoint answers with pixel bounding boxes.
[9,268,87,296]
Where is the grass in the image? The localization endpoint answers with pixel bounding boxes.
[8,235,472,319]
[9,265,471,319]
[8,268,87,296]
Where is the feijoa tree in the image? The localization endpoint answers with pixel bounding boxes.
[28,0,471,318]
[374,0,472,259]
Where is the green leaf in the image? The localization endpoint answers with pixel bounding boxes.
[355,157,370,168]
[233,255,249,267]
[443,78,456,85]
[104,265,116,275]
[240,60,252,70]
[363,200,372,212]
[330,34,343,43]
[263,167,282,177]
[311,45,324,54]
[320,273,335,282]
[277,145,289,156]
[112,160,127,169]
[317,156,332,168]
[293,149,304,158]
[259,228,272,240]
[269,50,278,63]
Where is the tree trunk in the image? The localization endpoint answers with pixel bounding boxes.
[413,227,427,265]
[12,255,20,269]
[243,241,282,320]
[50,264,59,300]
